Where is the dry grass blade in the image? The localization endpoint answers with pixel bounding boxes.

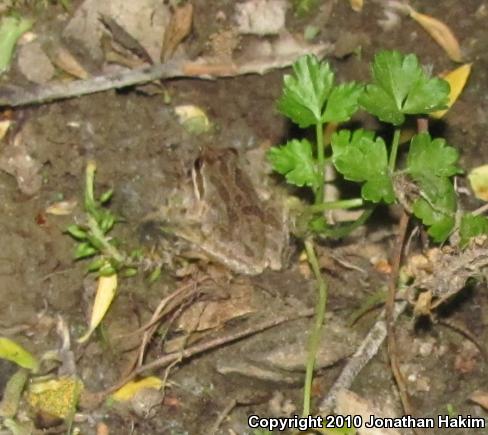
[162,3,193,61]
[409,8,463,62]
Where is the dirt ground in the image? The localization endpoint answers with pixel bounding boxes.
[1,1,488,434]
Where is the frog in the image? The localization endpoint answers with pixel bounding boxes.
[155,146,290,275]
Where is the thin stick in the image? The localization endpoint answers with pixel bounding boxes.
[119,278,206,338]
[385,211,412,414]
[137,281,201,366]
[0,44,332,107]
[208,399,238,435]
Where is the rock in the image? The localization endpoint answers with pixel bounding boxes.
[235,0,287,36]
[17,41,55,84]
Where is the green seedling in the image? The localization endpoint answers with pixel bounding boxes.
[269,50,487,417]
[0,15,33,73]
[66,162,137,277]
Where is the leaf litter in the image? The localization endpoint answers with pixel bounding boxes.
[0,1,486,434]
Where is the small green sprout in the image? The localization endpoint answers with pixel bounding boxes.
[66,162,132,277]
[0,15,33,73]
[66,162,161,281]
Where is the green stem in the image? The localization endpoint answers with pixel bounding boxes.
[308,198,363,213]
[85,161,99,218]
[86,215,125,264]
[315,121,325,205]
[302,238,328,417]
[388,128,401,172]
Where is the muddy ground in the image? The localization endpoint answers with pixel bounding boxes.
[0,0,488,434]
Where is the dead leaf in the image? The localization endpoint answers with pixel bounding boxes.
[350,0,363,12]
[50,46,89,79]
[162,3,193,61]
[0,338,38,371]
[174,104,211,134]
[111,377,163,402]
[469,390,488,410]
[431,63,472,118]
[45,199,78,215]
[468,165,488,201]
[409,7,463,62]
[0,120,11,141]
[78,272,117,343]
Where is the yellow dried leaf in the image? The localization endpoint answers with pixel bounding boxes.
[431,63,472,118]
[468,165,488,201]
[0,119,11,141]
[111,377,164,402]
[409,8,462,62]
[349,0,363,12]
[77,273,117,343]
[0,337,39,372]
[174,105,211,135]
[45,199,78,215]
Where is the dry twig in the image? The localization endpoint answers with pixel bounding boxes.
[0,44,332,107]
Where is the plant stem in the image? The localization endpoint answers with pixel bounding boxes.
[302,238,328,417]
[388,128,401,172]
[86,215,125,264]
[315,121,325,205]
[85,161,100,219]
[308,198,363,214]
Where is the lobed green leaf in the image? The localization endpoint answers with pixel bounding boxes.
[412,177,457,242]
[277,55,334,128]
[331,130,394,203]
[322,82,363,123]
[359,51,450,125]
[407,133,461,179]
[267,139,319,190]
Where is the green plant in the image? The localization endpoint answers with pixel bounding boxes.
[268,50,487,416]
[0,14,32,73]
[66,161,140,277]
